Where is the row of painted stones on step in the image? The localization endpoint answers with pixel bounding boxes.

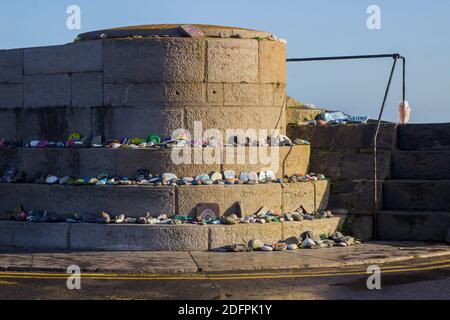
[3,205,333,225]
[1,168,326,186]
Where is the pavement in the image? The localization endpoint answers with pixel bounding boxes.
[0,242,449,300]
[0,242,449,274]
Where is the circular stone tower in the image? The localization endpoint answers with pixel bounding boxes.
[0,24,334,251]
[78,24,287,139]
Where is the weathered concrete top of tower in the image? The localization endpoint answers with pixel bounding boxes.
[76,24,274,41]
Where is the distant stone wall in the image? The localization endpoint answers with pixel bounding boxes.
[0,36,286,142]
[286,107,325,123]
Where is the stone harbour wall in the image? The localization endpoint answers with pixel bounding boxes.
[287,123,398,239]
[0,36,286,142]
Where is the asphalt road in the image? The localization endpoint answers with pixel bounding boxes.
[0,258,449,300]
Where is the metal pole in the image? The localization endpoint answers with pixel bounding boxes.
[401,57,406,101]
[373,57,398,238]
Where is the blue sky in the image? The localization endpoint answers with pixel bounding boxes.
[1,0,449,123]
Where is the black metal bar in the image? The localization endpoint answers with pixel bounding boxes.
[375,58,398,126]
[373,56,398,239]
[401,57,406,101]
[287,53,400,62]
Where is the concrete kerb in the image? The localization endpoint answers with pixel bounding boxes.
[0,242,449,273]
[69,223,210,251]
[0,221,70,250]
[0,218,343,251]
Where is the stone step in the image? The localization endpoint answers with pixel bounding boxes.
[392,151,450,180]
[0,181,329,218]
[0,146,310,182]
[398,123,450,151]
[383,180,450,211]
[0,218,343,251]
[377,210,450,241]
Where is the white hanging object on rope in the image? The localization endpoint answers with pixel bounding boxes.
[398,101,411,124]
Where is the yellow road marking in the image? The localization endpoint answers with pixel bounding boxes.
[0,258,447,278]
[0,261,448,281]
[0,280,19,285]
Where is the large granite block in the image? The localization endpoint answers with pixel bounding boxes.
[207,39,258,83]
[103,38,205,83]
[24,74,71,108]
[0,84,23,108]
[24,41,102,75]
[91,107,183,139]
[72,72,103,107]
